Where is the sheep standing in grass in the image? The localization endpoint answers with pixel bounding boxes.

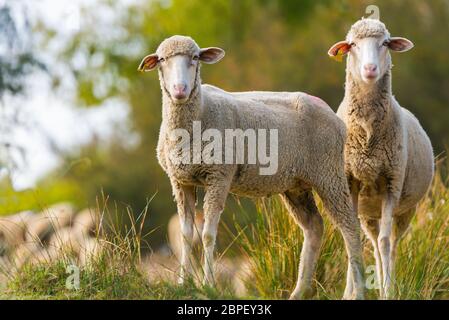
[139,35,365,299]
[328,19,434,299]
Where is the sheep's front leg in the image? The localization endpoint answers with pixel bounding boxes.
[172,182,196,284]
[378,194,396,299]
[360,218,383,298]
[202,181,230,286]
[388,209,413,298]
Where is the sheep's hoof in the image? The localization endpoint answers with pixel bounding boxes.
[288,294,302,300]
[342,291,365,300]
[289,287,313,300]
[342,290,353,300]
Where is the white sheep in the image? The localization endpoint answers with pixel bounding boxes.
[48,226,84,254]
[0,211,34,252]
[78,237,102,267]
[25,203,75,243]
[139,35,365,299]
[328,18,434,299]
[72,208,100,236]
[12,241,43,268]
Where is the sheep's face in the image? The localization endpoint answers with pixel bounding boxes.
[158,54,200,103]
[348,36,391,84]
[138,36,225,104]
[328,19,414,85]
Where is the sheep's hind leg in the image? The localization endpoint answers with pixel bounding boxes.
[280,189,324,300]
[317,179,365,300]
[173,183,196,284]
[202,180,231,286]
[343,185,360,299]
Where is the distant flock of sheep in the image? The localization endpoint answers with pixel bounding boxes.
[0,203,101,273]
[138,17,434,300]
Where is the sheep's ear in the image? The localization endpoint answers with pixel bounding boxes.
[328,41,351,61]
[388,37,414,52]
[138,53,159,72]
[199,47,225,64]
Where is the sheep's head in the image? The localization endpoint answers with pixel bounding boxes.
[328,18,414,84]
[138,35,225,103]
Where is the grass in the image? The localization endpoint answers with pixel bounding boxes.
[1,166,448,300]
[1,199,152,299]
[1,252,235,300]
[0,197,239,300]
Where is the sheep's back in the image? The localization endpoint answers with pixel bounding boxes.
[200,87,347,196]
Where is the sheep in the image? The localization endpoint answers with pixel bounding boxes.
[25,203,75,243]
[78,237,102,267]
[214,256,253,297]
[138,35,365,299]
[48,226,84,254]
[143,252,179,283]
[0,211,34,253]
[45,207,102,266]
[328,18,434,299]
[72,208,100,236]
[11,241,43,268]
[0,206,104,272]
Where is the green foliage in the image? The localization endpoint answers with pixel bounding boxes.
[4,248,151,300]
[4,264,237,300]
[0,178,85,217]
[0,6,45,96]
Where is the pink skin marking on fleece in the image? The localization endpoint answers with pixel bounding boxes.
[307,94,329,108]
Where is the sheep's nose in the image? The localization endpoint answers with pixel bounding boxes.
[363,63,377,72]
[173,84,187,99]
[173,84,187,93]
[363,64,378,80]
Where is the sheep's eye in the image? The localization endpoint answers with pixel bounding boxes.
[159,57,166,62]
[192,56,199,61]
[350,42,356,47]
[382,40,389,47]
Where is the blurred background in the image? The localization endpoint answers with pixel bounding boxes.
[0,0,448,249]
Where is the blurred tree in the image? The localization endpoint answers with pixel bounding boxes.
[0,3,45,188]
[0,5,44,96]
